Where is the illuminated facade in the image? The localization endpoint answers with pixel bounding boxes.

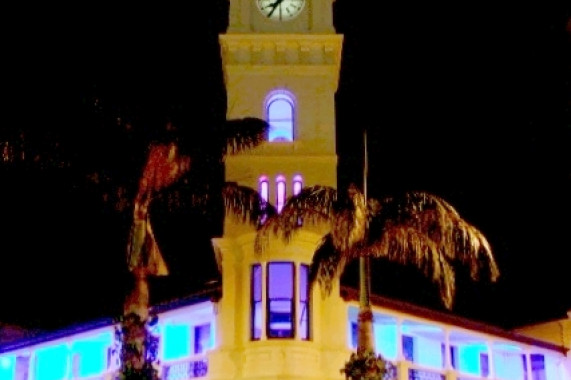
[1,1,570,379]
[1,286,570,380]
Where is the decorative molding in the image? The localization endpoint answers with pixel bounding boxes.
[220,34,343,69]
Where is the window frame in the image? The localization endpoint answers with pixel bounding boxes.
[299,263,310,340]
[251,264,263,340]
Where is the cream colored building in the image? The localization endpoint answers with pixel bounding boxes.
[515,312,571,350]
[0,1,569,379]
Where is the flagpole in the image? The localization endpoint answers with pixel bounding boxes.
[359,130,371,312]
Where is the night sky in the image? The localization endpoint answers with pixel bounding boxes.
[1,2,570,333]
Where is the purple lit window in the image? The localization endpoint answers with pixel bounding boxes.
[16,356,30,380]
[267,262,294,338]
[276,176,286,213]
[251,264,263,340]
[531,354,546,380]
[259,177,270,224]
[259,177,269,203]
[194,324,211,354]
[266,92,295,142]
[480,353,489,377]
[299,264,310,340]
[292,175,303,196]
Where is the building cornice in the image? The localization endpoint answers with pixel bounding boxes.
[341,286,568,355]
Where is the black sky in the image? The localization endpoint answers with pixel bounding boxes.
[1,2,570,333]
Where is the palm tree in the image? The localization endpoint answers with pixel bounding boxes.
[118,117,272,380]
[255,132,500,380]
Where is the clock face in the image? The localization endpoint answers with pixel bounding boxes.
[256,0,306,22]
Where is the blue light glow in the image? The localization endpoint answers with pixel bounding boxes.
[458,346,485,375]
[163,324,191,361]
[35,344,68,380]
[71,332,112,377]
[0,356,14,380]
[374,324,397,360]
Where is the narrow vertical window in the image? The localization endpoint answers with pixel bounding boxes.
[266,91,295,142]
[351,322,358,349]
[292,175,304,225]
[402,335,414,362]
[194,324,212,354]
[276,175,286,213]
[299,264,310,340]
[292,175,303,196]
[450,345,458,369]
[267,262,295,338]
[480,353,489,377]
[259,176,269,203]
[259,176,270,224]
[251,264,263,340]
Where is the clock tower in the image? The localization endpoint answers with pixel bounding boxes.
[220,0,342,196]
[211,1,348,379]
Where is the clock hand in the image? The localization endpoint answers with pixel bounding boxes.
[267,0,284,18]
[263,0,280,9]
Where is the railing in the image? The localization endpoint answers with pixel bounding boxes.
[161,356,209,380]
[78,376,106,380]
[71,370,116,380]
[408,368,446,380]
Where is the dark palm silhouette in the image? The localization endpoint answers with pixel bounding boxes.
[118,117,274,379]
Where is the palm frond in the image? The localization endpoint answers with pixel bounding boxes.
[221,117,269,156]
[139,143,190,194]
[365,225,456,308]
[222,182,276,226]
[373,191,499,283]
[254,185,338,254]
[309,234,347,298]
[331,184,368,254]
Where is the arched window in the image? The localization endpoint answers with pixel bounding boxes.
[276,175,286,213]
[292,175,303,196]
[258,176,270,225]
[266,90,295,142]
[258,176,269,203]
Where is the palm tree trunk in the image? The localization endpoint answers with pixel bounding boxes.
[117,267,159,379]
[124,267,150,321]
[357,256,375,354]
